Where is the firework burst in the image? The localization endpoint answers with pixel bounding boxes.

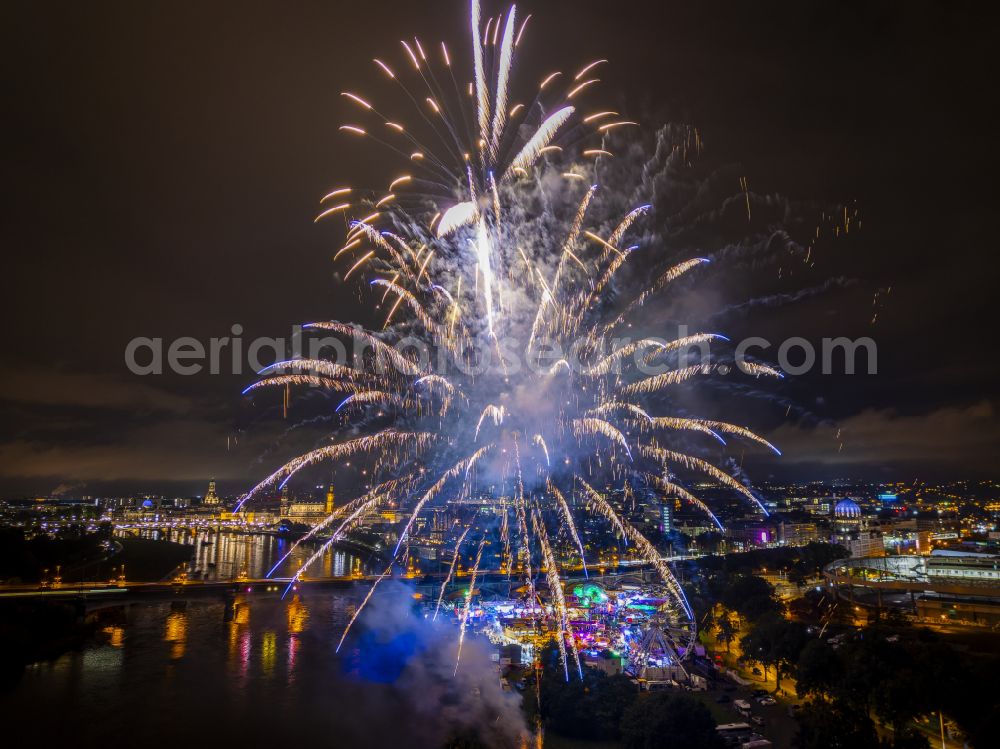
[239,0,782,672]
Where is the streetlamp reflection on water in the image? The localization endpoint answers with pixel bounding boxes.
[163,610,187,660]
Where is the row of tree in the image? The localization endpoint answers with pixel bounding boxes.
[696,562,998,749]
[697,541,849,585]
[535,643,725,749]
[0,526,111,584]
[794,626,999,749]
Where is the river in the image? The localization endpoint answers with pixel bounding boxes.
[121,528,368,581]
[0,583,526,748]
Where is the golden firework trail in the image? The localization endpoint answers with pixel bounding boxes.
[532,505,582,680]
[239,0,783,671]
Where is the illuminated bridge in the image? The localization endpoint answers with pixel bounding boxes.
[0,562,688,611]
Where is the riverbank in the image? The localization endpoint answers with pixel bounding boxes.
[111,538,193,582]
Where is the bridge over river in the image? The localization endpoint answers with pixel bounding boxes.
[0,558,693,613]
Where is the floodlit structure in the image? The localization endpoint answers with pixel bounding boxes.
[824,551,1000,624]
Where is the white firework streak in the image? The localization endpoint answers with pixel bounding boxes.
[336,561,395,653]
[643,473,725,532]
[241,375,368,397]
[532,434,551,466]
[287,487,399,589]
[474,403,506,440]
[267,477,409,577]
[618,366,711,395]
[394,445,494,555]
[547,480,588,578]
[237,431,433,509]
[303,322,422,376]
[490,6,517,158]
[587,337,670,376]
[500,500,512,571]
[572,418,632,460]
[471,0,490,148]
[638,444,770,516]
[605,258,711,331]
[532,506,583,680]
[434,525,473,621]
[257,358,373,382]
[576,477,694,641]
[437,200,477,237]
[504,106,575,178]
[587,401,653,423]
[454,537,487,675]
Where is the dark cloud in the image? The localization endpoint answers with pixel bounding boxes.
[1,0,997,491]
[0,369,192,413]
[768,400,999,473]
[0,419,231,483]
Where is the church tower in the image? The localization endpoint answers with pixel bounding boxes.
[204,480,220,506]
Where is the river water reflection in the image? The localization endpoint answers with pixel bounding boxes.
[2,591,390,747]
[123,528,367,580]
[1,529,529,749]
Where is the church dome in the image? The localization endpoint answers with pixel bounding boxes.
[834,498,862,518]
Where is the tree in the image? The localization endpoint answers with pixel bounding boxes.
[620,692,724,749]
[773,619,809,692]
[790,627,995,749]
[741,593,784,622]
[834,634,895,715]
[799,542,849,575]
[739,614,808,691]
[794,698,880,749]
[538,644,637,741]
[788,566,807,587]
[871,638,960,744]
[935,642,1000,749]
[966,703,1000,749]
[720,574,782,623]
[695,531,724,553]
[716,612,737,654]
[795,639,842,698]
[699,605,716,633]
[873,666,935,743]
[593,674,640,737]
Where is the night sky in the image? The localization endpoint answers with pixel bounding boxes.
[2,0,997,496]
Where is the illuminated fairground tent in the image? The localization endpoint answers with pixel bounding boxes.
[571,582,610,607]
